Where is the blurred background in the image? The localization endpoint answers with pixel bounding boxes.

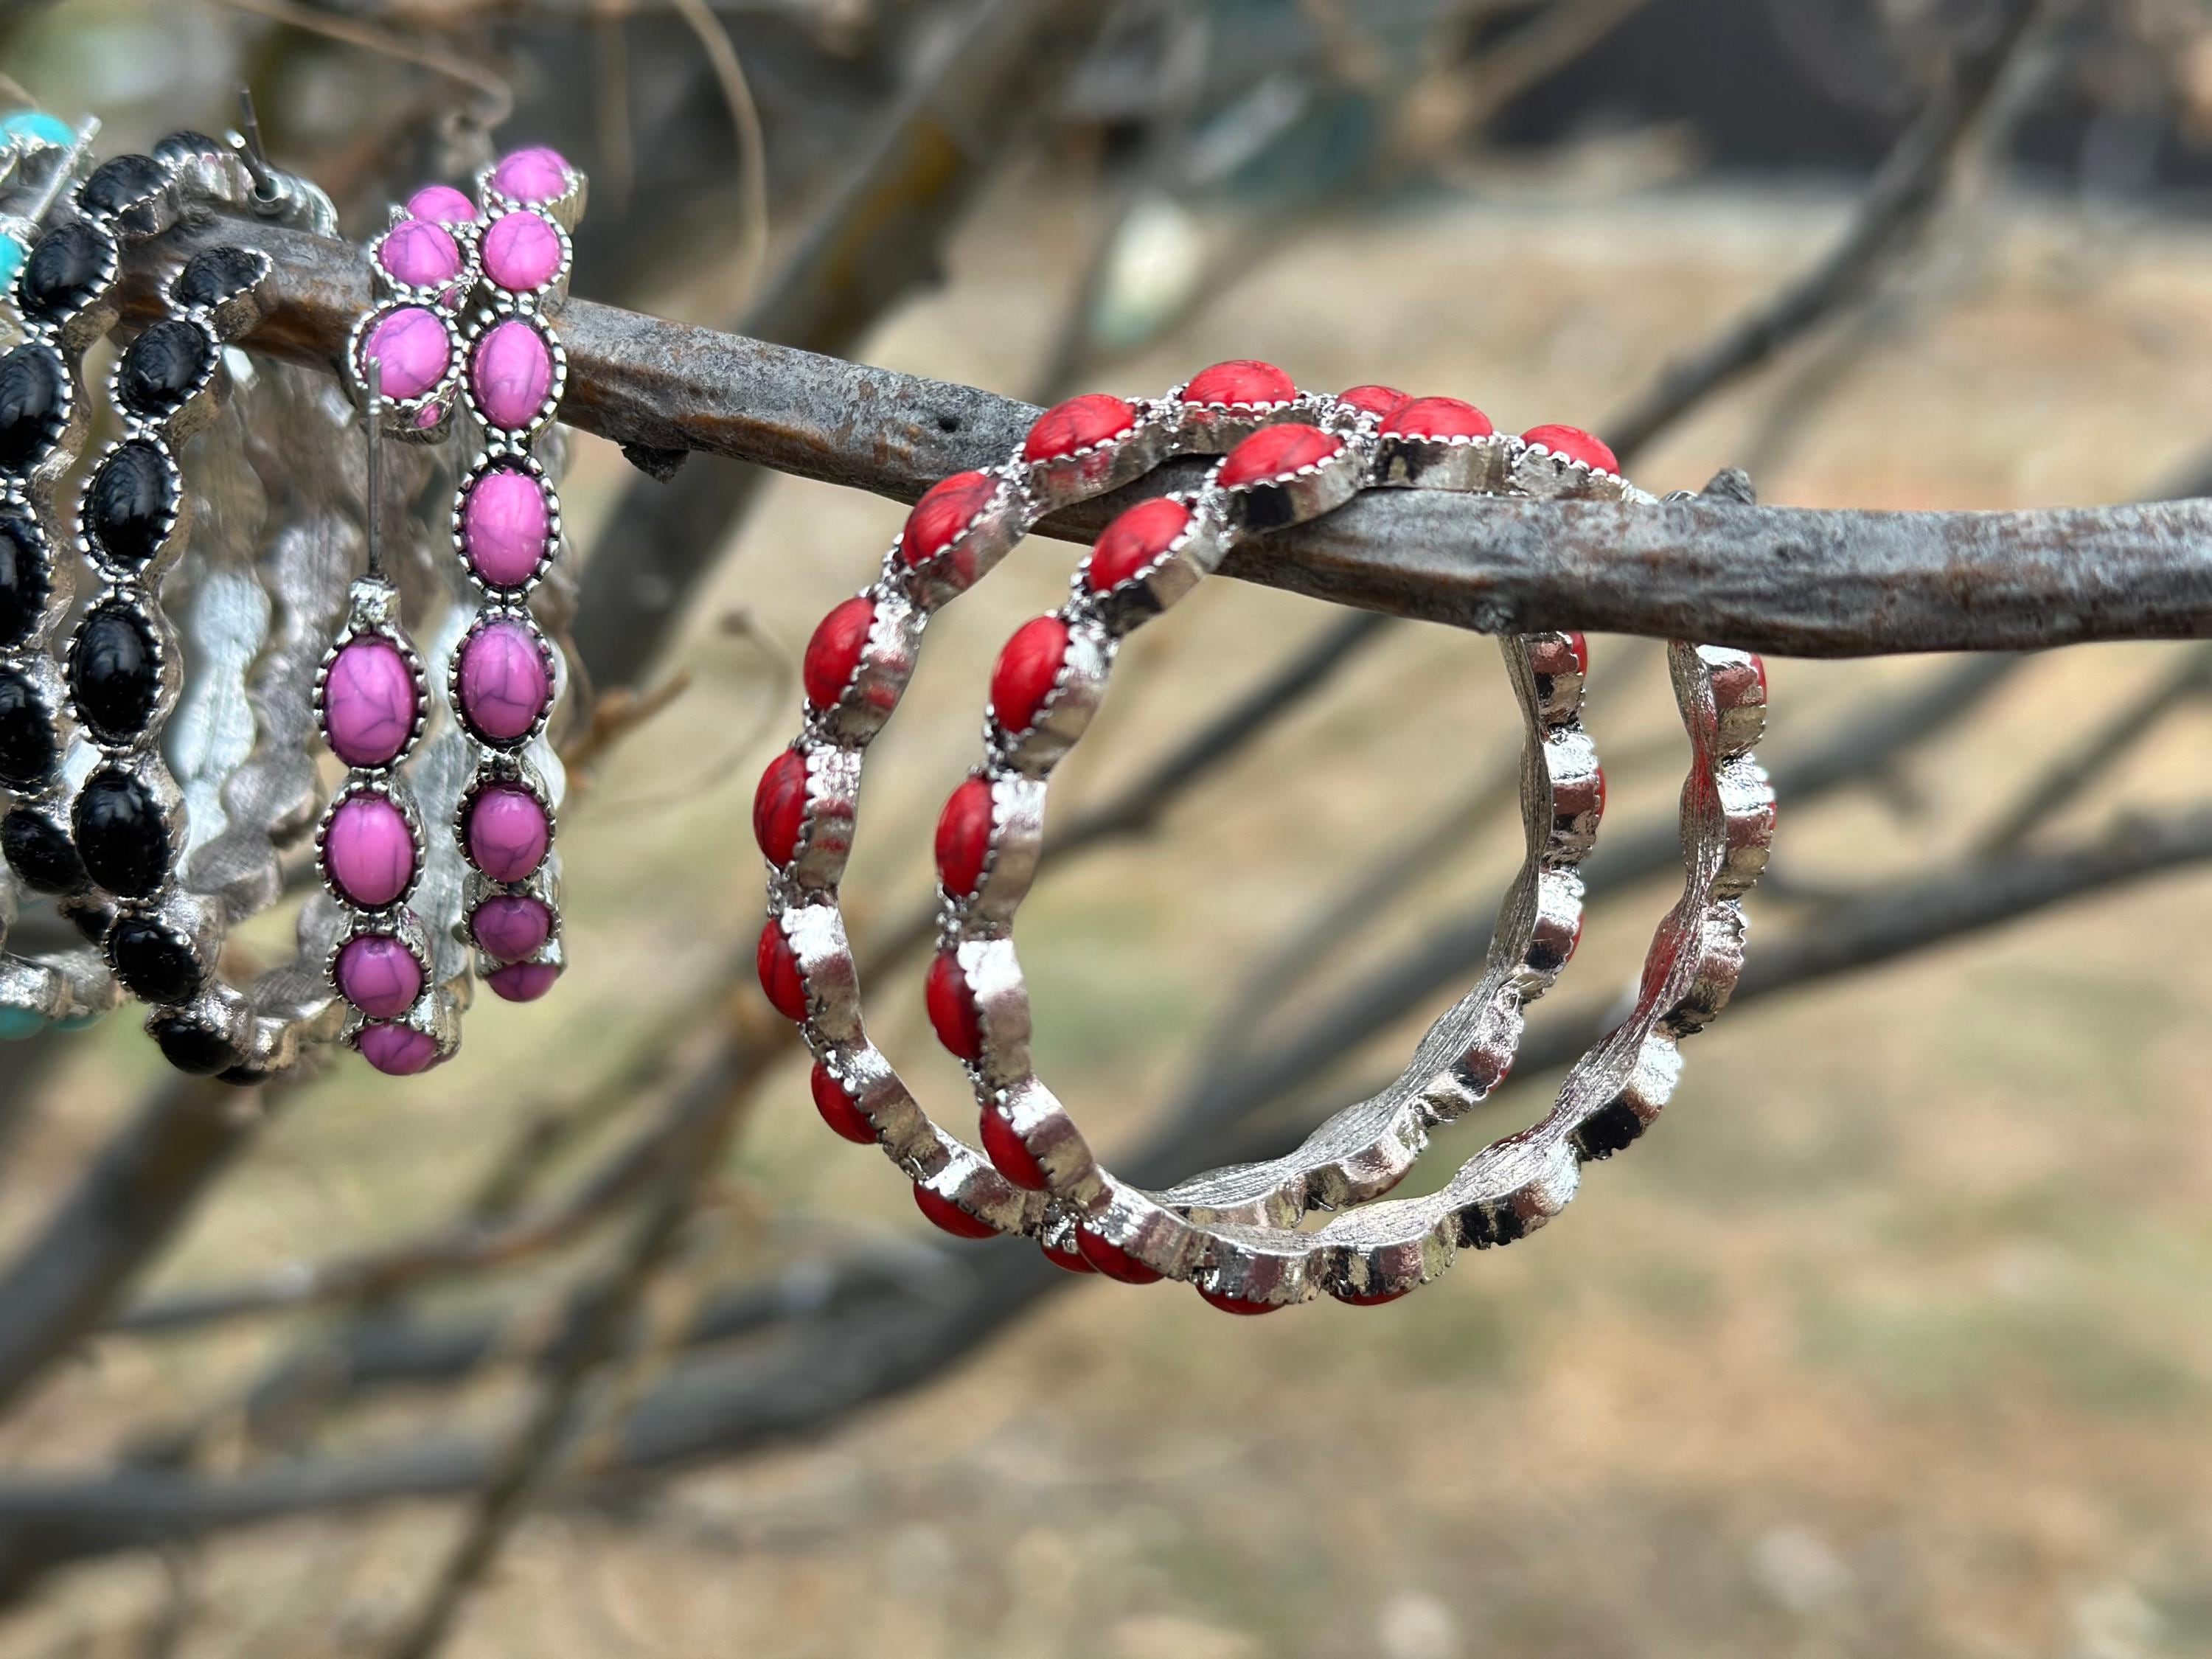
[3,0,2212,1654]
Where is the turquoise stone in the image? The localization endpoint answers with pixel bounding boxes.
[1,111,76,149]
[0,234,23,295]
[0,1004,47,1040]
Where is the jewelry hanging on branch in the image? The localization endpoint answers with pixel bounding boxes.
[757,362,1775,1310]
[0,115,117,1038]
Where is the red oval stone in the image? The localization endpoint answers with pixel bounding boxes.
[1382,396,1494,440]
[1085,497,1192,594]
[1523,424,1618,474]
[913,1184,998,1239]
[934,776,995,898]
[1331,1284,1412,1307]
[900,470,998,568]
[1023,392,1136,462]
[1040,1237,1095,1273]
[1217,423,1343,489]
[803,596,875,709]
[1075,1227,1164,1284]
[805,593,872,712]
[925,950,982,1060]
[1567,631,1590,675]
[1184,358,1295,408]
[990,616,1071,735]
[809,1061,874,1144]
[752,748,809,866]
[756,919,808,1021]
[1199,1288,1283,1316]
[1338,383,1408,418]
[979,1104,1046,1190]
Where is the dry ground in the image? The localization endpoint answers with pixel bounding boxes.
[3,173,2212,1657]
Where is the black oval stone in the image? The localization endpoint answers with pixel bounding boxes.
[153,130,224,167]
[0,344,64,471]
[0,670,56,790]
[116,319,212,417]
[73,769,169,898]
[80,153,167,219]
[84,441,175,568]
[1,807,86,895]
[69,901,114,945]
[22,221,112,319]
[150,1015,240,1076]
[109,916,205,1004]
[69,605,160,744]
[0,513,46,647]
[173,245,266,312]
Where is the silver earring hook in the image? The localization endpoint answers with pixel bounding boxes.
[363,355,388,584]
[225,88,280,206]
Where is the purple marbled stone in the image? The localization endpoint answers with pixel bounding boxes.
[462,466,550,588]
[358,1022,440,1076]
[483,211,562,292]
[378,220,462,289]
[322,637,418,768]
[335,933,424,1019]
[465,782,551,882]
[457,617,551,742]
[487,961,560,1003]
[324,793,417,909]
[470,895,552,963]
[491,147,569,204]
[406,184,476,226]
[470,318,553,431]
[361,307,451,403]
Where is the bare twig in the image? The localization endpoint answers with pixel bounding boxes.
[8,800,2212,1579]
[1600,0,2049,459]
[102,212,2212,656]
[1977,640,2212,855]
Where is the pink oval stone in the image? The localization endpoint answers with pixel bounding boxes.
[457,618,552,742]
[487,961,560,1003]
[324,793,418,909]
[322,637,418,768]
[358,1022,440,1076]
[471,319,554,430]
[462,466,551,588]
[471,895,552,962]
[491,147,570,204]
[483,211,563,292]
[335,933,424,1019]
[378,220,462,290]
[361,307,451,403]
[406,184,476,226]
[465,782,551,881]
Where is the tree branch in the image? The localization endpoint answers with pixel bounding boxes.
[113,213,2212,658]
[7,801,2212,1582]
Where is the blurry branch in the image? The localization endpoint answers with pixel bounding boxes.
[111,204,2212,656]
[221,0,516,130]
[108,1054,747,1335]
[379,1069,755,1659]
[573,0,1121,692]
[1977,639,2212,855]
[664,0,771,297]
[7,800,2212,1575]
[1601,0,2050,461]
[0,1082,257,1414]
